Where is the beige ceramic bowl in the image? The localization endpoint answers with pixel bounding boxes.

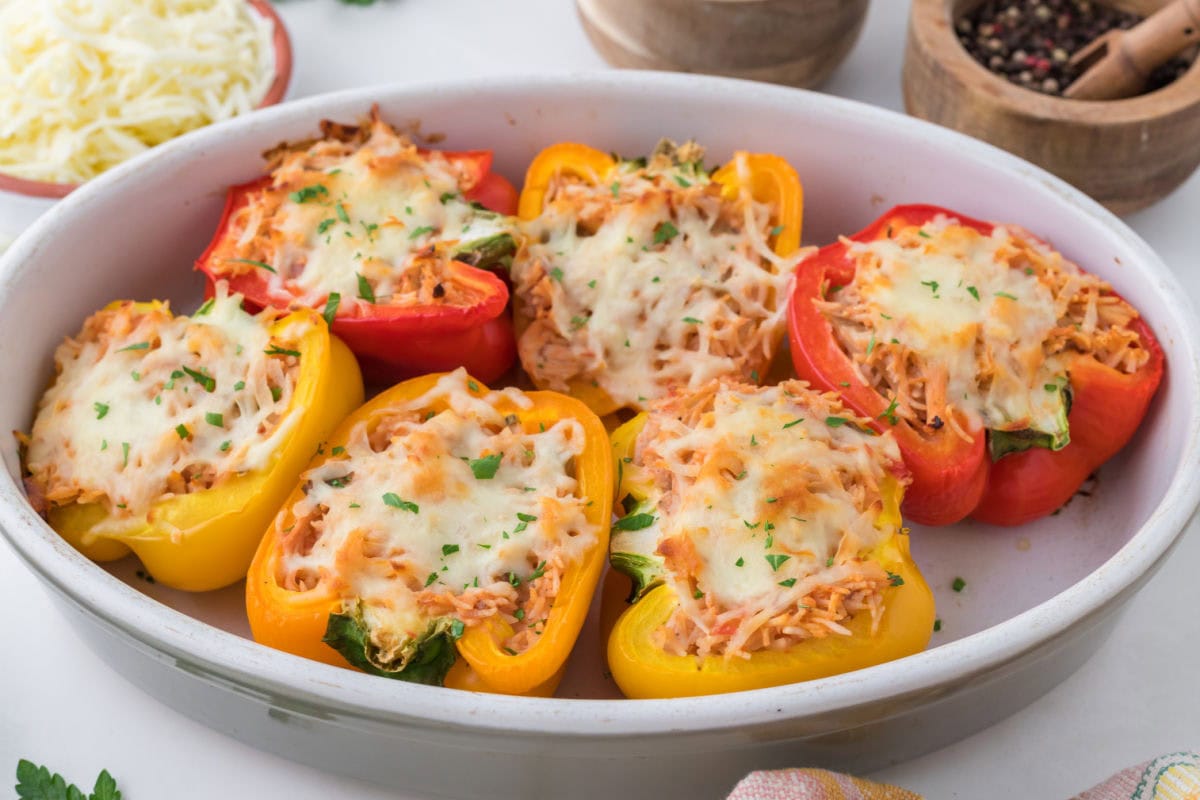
[577,0,870,88]
[904,0,1200,214]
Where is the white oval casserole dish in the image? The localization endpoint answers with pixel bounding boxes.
[1,73,1198,799]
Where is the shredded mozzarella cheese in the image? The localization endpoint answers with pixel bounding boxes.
[0,0,275,183]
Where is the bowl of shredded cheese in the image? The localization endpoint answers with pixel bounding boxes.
[0,0,291,199]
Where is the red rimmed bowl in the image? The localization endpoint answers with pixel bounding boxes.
[0,0,293,201]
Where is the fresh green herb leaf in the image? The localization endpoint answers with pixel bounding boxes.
[513,608,525,620]
[357,273,375,303]
[205,412,224,427]
[382,493,419,513]
[195,298,215,316]
[770,224,785,237]
[887,571,905,587]
[825,416,850,427]
[917,229,931,238]
[335,203,351,224]
[442,544,460,556]
[867,333,877,355]
[693,588,705,599]
[530,561,547,580]
[826,557,835,567]
[933,618,943,632]
[183,365,216,392]
[117,342,149,352]
[424,572,439,587]
[920,279,940,294]
[317,218,337,235]
[782,418,805,429]
[996,291,1017,301]
[270,386,282,402]
[408,225,434,240]
[516,512,538,522]
[289,184,328,203]
[225,257,277,273]
[879,397,900,426]
[610,181,620,198]
[220,440,231,452]
[264,345,301,358]
[93,402,109,420]
[175,424,189,440]
[653,221,679,245]
[550,267,564,282]
[952,576,966,592]
[121,442,130,467]
[469,453,503,480]
[765,554,791,571]
[682,316,702,324]
[674,175,692,188]
[778,578,797,588]
[750,369,760,383]
[612,513,655,531]
[467,380,481,392]
[967,285,980,301]
[323,292,341,326]
[735,557,744,567]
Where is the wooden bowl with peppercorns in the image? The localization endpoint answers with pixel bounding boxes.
[904,0,1200,213]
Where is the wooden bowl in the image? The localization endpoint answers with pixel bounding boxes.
[904,0,1200,214]
[576,0,870,89]
[0,0,292,200]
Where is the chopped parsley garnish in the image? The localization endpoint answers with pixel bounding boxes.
[693,588,705,599]
[967,285,980,301]
[183,365,216,392]
[879,398,900,426]
[765,554,791,571]
[469,453,503,480]
[330,445,345,456]
[570,315,588,330]
[450,619,466,639]
[867,333,877,355]
[917,229,931,238]
[825,416,850,427]
[653,221,679,245]
[766,497,777,503]
[93,402,109,420]
[335,203,351,224]
[121,442,130,467]
[549,267,565,283]
[996,291,1017,301]
[195,298,215,316]
[289,184,328,203]
[356,273,375,303]
[264,345,301,358]
[826,557,835,567]
[735,557,744,567]
[467,380,481,392]
[316,218,337,235]
[952,576,966,592]
[513,608,525,620]
[782,418,805,429]
[507,572,521,587]
[205,412,224,427]
[778,578,797,588]
[424,572,439,587]
[408,225,435,240]
[587,279,597,289]
[610,181,620,198]
[530,561,547,580]
[1045,382,1060,392]
[933,618,943,632]
[175,424,189,439]
[442,544,460,556]
[682,316,702,324]
[225,258,276,273]
[887,571,905,587]
[516,512,538,522]
[323,292,341,326]
[117,342,150,352]
[743,520,761,529]
[383,493,419,513]
[920,279,940,294]
[674,175,692,188]
[612,513,655,531]
[750,370,760,383]
[270,386,282,402]
[220,440,232,452]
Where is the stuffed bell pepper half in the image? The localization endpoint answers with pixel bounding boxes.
[196,108,520,383]
[606,378,934,698]
[788,205,1163,526]
[246,369,613,696]
[19,284,364,591]
[510,140,804,417]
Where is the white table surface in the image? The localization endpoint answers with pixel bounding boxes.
[3,1,1198,797]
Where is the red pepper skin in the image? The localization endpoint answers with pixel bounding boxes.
[195,150,517,384]
[789,204,1164,527]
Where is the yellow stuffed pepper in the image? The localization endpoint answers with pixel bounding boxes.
[605,378,934,698]
[510,140,804,418]
[20,285,364,591]
[245,369,613,696]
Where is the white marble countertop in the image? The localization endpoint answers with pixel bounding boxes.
[3,1,1198,797]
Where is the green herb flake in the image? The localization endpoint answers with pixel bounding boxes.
[967,285,980,301]
[220,440,232,452]
[270,386,282,402]
[917,229,932,238]
[183,365,216,392]
[1045,382,1060,392]
[612,513,655,531]
[264,345,302,358]
[356,273,375,303]
[383,493,419,513]
[735,557,744,567]
[750,370,760,383]
[205,412,224,427]
[468,380,481,392]
[952,576,966,592]
[653,221,679,245]
[879,397,900,426]
[826,557,835,567]
[765,554,791,572]
[442,544,460,556]
[469,453,503,480]
[121,442,130,466]
[778,578,797,588]
[175,424,189,440]
[867,333,877,355]
[117,342,150,352]
[289,184,328,204]
[674,175,692,188]
[996,291,1017,301]
[332,446,345,456]
[933,618,943,632]
[550,267,564,282]
[920,279,940,295]
[682,316,702,324]
[530,561,547,580]
[408,225,434,240]
[693,588,705,599]
[887,571,905,587]
[93,402,109,420]
[610,181,620,198]
[424,572,439,587]
[744,519,760,529]
[226,257,277,273]
[317,218,337,235]
[195,297,215,316]
[782,418,805,429]
[335,202,351,224]
[323,292,341,326]
[825,416,850,428]
[516,512,538,523]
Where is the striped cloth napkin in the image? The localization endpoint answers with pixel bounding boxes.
[726,751,1200,799]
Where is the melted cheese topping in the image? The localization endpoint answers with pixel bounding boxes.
[619,380,905,659]
[0,0,274,184]
[207,113,510,307]
[819,216,1148,438]
[512,146,797,410]
[278,370,596,657]
[24,285,303,522]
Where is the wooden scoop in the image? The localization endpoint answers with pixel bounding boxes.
[1065,0,1200,100]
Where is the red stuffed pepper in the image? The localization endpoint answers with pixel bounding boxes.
[196,108,519,384]
[789,204,1163,526]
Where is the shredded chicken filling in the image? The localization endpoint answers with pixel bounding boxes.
[512,141,796,410]
[624,379,906,660]
[818,217,1149,441]
[276,371,596,656]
